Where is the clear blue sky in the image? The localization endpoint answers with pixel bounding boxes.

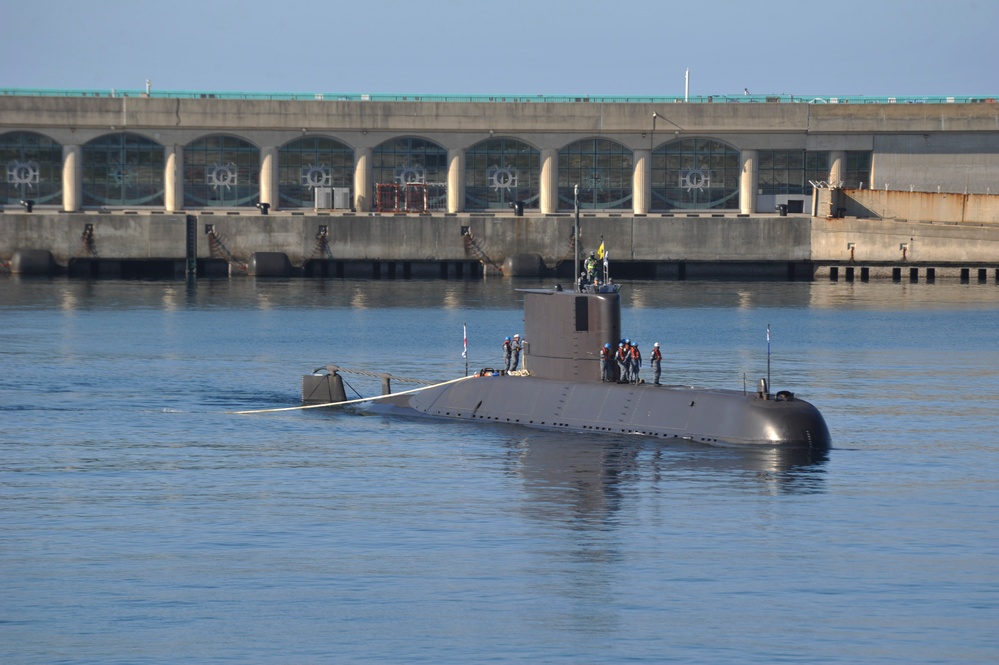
[3,0,996,97]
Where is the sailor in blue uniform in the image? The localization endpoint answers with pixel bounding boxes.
[616,343,628,383]
[623,339,634,383]
[651,342,662,385]
[502,336,512,371]
[600,342,613,382]
[510,334,522,371]
[630,342,642,384]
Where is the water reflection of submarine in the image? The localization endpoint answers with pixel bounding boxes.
[508,436,639,524]
[510,434,827,521]
[305,286,831,449]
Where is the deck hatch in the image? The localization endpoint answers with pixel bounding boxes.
[574,297,589,332]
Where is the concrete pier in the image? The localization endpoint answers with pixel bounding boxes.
[2,204,996,281]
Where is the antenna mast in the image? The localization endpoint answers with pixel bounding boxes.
[573,184,580,291]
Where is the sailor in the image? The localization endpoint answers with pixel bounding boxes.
[502,336,513,371]
[578,271,588,292]
[651,342,662,385]
[616,342,629,383]
[630,342,642,384]
[510,334,522,371]
[585,253,598,282]
[623,339,635,383]
[599,342,613,382]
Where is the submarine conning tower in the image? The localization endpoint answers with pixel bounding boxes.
[520,287,622,383]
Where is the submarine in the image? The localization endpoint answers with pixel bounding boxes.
[301,283,831,450]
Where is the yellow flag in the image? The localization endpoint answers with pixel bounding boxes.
[597,241,605,260]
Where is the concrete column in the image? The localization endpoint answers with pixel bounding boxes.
[540,148,558,214]
[260,146,278,211]
[447,148,465,213]
[354,147,372,212]
[829,150,846,187]
[62,144,82,212]
[633,149,651,214]
[739,149,758,214]
[164,145,183,212]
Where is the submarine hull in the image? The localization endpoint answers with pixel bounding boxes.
[367,375,830,449]
[314,286,831,449]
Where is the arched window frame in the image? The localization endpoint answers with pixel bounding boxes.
[183,134,260,207]
[651,138,740,210]
[557,138,634,210]
[0,131,63,206]
[82,132,165,207]
[278,136,354,208]
[464,138,540,210]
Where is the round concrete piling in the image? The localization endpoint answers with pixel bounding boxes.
[247,252,292,277]
[11,249,56,275]
[502,253,545,277]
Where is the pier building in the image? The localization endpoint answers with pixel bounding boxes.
[1,90,998,279]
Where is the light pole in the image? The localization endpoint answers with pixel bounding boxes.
[652,111,684,137]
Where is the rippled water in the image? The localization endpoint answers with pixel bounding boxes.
[2,277,997,663]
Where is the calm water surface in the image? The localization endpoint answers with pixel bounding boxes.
[1,277,997,663]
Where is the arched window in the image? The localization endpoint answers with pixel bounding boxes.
[651,138,740,210]
[558,139,633,210]
[0,131,63,206]
[464,138,540,210]
[184,135,259,207]
[82,132,164,207]
[278,137,354,208]
[372,137,448,211]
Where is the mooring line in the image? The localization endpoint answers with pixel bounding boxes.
[230,374,475,415]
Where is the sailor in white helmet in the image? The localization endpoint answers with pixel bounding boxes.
[510,334,522,371]
[651,342,662,386]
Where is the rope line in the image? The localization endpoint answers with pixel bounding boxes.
[313,365,438,385]
[552,227,576,270]
[294,229,333,269]
[462,228,504,275]
[207,228,248,273]
[230,374,474,415]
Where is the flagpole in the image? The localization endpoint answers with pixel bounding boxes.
[463,322,468,377]
[766,324,771,393]
[599,235,604,283]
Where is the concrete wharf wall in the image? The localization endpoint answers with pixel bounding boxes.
[834,189,999,224]
[3,207,997,281]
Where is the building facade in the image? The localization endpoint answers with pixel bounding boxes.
[2,92,997,216]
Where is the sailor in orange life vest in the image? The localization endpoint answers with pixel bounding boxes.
[599,342,614,382]
[630,342,642,384]
[651,342,662,385]
[510,334,522,371]
[502,336,513,371]
[616,340,630,383]
[624,339,635,383]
